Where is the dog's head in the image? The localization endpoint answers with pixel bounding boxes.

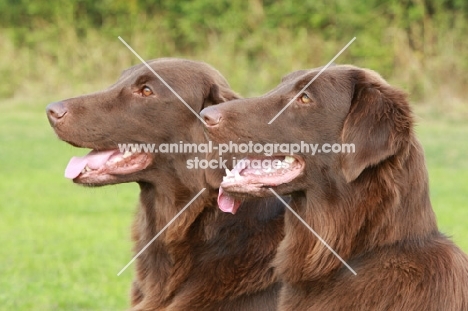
[201,65,413,206]
[47,58,239,186]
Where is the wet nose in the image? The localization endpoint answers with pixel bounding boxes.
[200,106,222,126]
[46,101,68,126]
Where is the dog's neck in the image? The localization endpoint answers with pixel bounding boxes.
[132,155,218,307]
[276,137,438,283]
[137,122,217,241]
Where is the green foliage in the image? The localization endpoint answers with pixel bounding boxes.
[0,0,467,104]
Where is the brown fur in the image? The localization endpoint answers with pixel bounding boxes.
[46,58,284,310]
[201,65,468,310]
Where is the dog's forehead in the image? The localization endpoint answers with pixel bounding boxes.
[111,60,180,86]
[266,65,363,101]
[302,66,348,81]
[279,67,332,88]
[281,69,310,83]
[119,59,175,78]
[284,65,361,89]
[116,58,225,85]
[301,65,388,86]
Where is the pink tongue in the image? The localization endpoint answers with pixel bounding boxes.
[64,150,117,179]
[217,159,248,214]
[217,186,242,214]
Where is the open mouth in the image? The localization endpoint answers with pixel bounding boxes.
[65,149,152,184]
[218,155,304,214]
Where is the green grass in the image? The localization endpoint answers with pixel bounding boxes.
[414,113,468,250]
[1,99,467,310]
[0,99,137,310]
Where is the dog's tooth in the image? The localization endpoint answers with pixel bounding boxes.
[264,167,272,173]
[122,151,133,158]
[108,156,123,164]
[284,156,295,163]
[225,168,233,176]
[254,170,261,175]
[234,171,242,180]
[81,168,86,174]
[85,166,92,172]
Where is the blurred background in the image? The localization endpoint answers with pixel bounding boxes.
[1,1,467,310]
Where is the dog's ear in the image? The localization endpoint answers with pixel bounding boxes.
[202,84,240,110]
[340,69,412,183]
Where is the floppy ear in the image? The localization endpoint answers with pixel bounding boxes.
[202,84,240,110]
[341,70,412,183]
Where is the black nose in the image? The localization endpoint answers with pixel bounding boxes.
[46,101,68,126]
[200,106,222,126]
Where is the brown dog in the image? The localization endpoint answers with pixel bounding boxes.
[201,65,468,310]
[46,58,285,310]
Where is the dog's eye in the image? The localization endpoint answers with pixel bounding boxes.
[298,93,312,104]
[142,86,153,97]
